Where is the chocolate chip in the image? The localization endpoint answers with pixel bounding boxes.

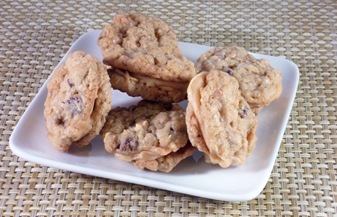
[169,127,175,134]
[120,137,138,152]
[154,28,162,42]
[154,57,160,65]
[222,66,233,75]
[66,96,83,115]
[136,39,141,47]
[239,106,249,118]
[55,117,65,126]
[120,30,127,38]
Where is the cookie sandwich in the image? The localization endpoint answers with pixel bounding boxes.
[196,46,282,113]
[98,13,196,103]
[44,51,112,151]
[101,100,195,172]
[186,70,258,168]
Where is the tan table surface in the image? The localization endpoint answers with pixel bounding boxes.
[1,0,337,216]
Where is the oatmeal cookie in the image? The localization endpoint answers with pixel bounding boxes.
[196,46,282,113]
[101,100,189,163]
[186,70,258,168]
[97,13,195,103]
[44,51,111,151]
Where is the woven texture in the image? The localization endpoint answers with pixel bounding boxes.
[1,0,337,216]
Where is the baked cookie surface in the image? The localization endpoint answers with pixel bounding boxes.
[186,70,258,168]
[44,51,111,151]
[98,13,195,82]
[196,46,282,113]
[101,100,190,164]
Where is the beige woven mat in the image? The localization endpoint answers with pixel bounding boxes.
[1,0,337,216]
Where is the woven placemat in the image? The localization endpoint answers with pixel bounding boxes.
[1,0,337,216]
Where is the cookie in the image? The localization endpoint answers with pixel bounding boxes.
[97,13,195,103]
[100,100,190,165]
[186,70,258,168]
[196,46,282,113]
[134,143,196,173]
[44,51,112,151]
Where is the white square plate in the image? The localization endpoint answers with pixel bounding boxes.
[10,30,299,201]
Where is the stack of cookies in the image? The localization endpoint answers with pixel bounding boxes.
[44,13,282,172]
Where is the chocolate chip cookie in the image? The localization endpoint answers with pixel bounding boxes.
[196,46,282,113]
[186,70,258,168]
[101,100,193,171]
[97,13,196,103]
[44,51,112,151]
